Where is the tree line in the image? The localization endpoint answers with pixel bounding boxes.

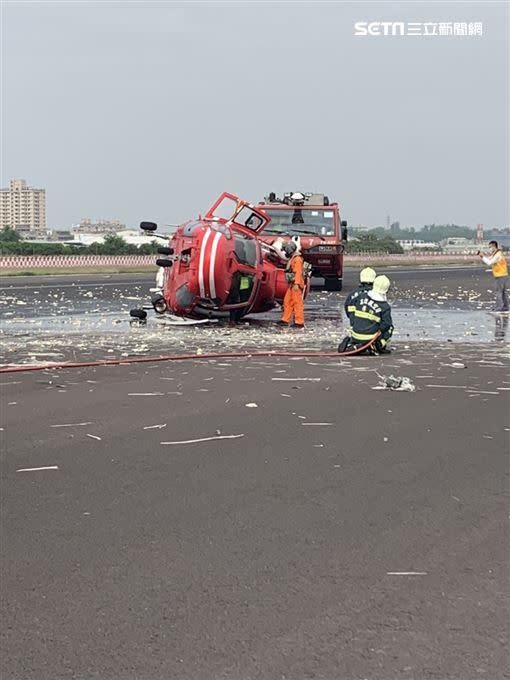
[346,233,404,254]
[0,228,160,256]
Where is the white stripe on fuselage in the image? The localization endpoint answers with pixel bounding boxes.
[208,231,222,299]
[198,228,211,298]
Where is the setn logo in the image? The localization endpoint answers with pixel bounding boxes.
[354,22,405,36]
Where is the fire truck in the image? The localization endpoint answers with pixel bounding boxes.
[258,191,348,291]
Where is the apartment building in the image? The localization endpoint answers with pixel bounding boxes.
[0,179,47,234]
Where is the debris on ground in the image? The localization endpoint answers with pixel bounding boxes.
[373,373,416,392]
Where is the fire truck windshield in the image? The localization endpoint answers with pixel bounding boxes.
[261,208,336,237]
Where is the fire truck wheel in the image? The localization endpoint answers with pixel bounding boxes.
[324,277,343,291]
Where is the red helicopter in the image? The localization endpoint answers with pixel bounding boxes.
[130,192,310,323]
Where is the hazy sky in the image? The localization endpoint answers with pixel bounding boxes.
[2,1,509,229]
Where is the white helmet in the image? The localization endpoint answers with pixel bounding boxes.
[359,267,376,284]
[372,274,391,296]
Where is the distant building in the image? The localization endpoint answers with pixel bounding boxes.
[397,239,440,251]
[74,218,125,234]
[440,237,481,253]
[350,224,373,233]
[70,230,155,247]
[0,178,46,235]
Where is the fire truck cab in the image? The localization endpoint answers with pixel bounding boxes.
[258,191,348,291]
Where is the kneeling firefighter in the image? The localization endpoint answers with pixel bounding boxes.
[338,274,394,354]
[280,239,308,328]
[344,266,377,321]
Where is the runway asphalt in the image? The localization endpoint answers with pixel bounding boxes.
[1,344,509,679]
[1,267,508,367]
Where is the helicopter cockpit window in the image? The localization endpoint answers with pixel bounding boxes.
[206,193,269,232]
[233,234,257,267]
[182,221,202,237]
[210,222,232,239]
[207,195,238,221]
[234,206,264,231]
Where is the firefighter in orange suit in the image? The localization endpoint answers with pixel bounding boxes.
[279,240,305,328]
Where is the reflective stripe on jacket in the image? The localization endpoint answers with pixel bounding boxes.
[350,293,394,345]
[344,283,372,319]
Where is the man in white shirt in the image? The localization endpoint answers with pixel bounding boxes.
[478,240,508,312]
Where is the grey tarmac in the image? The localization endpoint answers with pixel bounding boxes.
[0,266,509,679]
[1,343,509,680]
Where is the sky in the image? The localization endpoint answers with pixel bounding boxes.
[1,0,509,230]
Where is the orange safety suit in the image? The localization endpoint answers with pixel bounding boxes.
[281,254,305,325]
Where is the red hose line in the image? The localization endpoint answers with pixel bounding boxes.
[0,336,380,374]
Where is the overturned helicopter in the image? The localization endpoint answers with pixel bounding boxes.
[130,192,310,324]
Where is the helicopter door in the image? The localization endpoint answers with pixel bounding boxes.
[205,192,270,233]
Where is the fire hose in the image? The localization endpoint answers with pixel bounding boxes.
[0,335,381,374]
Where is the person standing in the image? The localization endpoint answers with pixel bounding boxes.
[279,240,305,328]
[344,267,377,321]
[478,241,508,312]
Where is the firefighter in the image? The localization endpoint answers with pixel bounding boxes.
[279,240,305,328]
[344,267,377,321]
[338,274,394,354]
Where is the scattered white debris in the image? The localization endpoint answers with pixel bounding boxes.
[373,375,416,392]
[128,392,164,396]
[301,422,333,426]
[86,434,102,441]
[143,424,167,430]
[466,390,500,396]
[383,437,389,442]
[271,377,321,382]
[161,434,245,445]
[245,403,258,408]
[387,571,427,576]
[17,465,59,472]
[50,422,93,428]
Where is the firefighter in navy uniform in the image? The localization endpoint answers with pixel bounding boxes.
[338,274,394,354]
[344,267,377,322]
